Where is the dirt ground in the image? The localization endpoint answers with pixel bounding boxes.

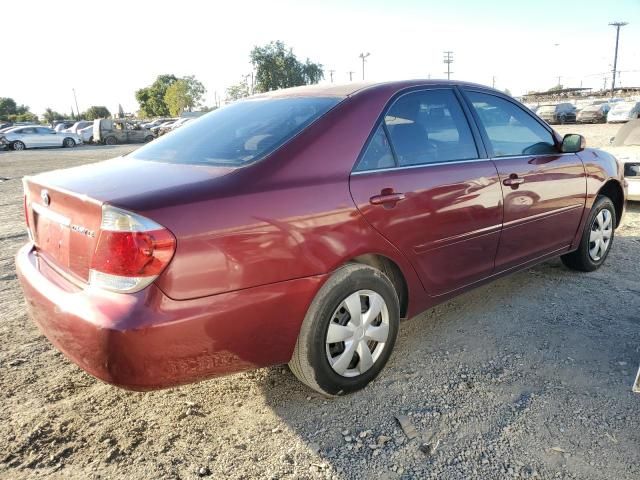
[1,125,639,480]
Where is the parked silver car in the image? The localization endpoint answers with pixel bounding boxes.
[607,101,640,123]
[0,126,82,150]
[536,103,577,124]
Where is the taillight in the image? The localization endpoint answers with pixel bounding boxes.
[89,205,176,293]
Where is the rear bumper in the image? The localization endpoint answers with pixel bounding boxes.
[16,243,326,390]
[627,178,640,201]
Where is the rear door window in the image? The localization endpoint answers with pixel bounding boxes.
[466,91,558,157]
[383,89,478,166]
[354,125,395,171]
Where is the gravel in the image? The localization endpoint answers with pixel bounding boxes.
[1,128,639,479]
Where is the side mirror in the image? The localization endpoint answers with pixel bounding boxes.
[561,134,586,153]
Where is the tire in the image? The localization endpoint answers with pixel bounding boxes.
[63,137,76,148]
[105,136,117,146]
[289,263,400,396]
[12,141,26,151]
[561,195,616,272]
[144,135,154,143]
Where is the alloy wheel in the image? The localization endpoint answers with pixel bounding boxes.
[589,209,613,261]
[325,290,390,378]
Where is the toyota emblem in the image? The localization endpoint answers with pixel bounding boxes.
[41,190,50,206]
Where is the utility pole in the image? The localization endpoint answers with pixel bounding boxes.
[359,52,370,80]
[609,22,628,97]
[329,70,335,83]
[557,75,562,87]
[492,76,496,88]
[72,88,80,119]
[348,71,355,81]
[443,51,454,80]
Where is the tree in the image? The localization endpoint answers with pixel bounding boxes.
[250,41,324,92]
[0,97,17,120]
[0,97,35,121]
[164,81,189,116]
[8,112,38,123]
[83,106,111,120]
[164,76,206,116]
[225,81,250,102]
[43,108,67,124]
[135,74,178,117]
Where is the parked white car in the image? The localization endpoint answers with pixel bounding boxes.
[78,125,94,143]
[607,101,640,123]
[169,117,192,130]
[601,119,640,201]
[63,120,93,134]
[0,126,82,150]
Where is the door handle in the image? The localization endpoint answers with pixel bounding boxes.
[369,189,406,207]
[503,175,525,188]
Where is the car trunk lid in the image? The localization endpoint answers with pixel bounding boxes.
[24,179,103,283]
[24,158,237,285]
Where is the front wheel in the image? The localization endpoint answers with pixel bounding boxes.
[289,263,400,396]
[12,141,26,151]
[561,195,616,272]
[144,135,154,143]
[105,136,117,146]
[63,137,76,148]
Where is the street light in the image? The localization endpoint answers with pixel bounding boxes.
[358,52,370,80]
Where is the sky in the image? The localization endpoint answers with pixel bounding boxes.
[3,0,640,117]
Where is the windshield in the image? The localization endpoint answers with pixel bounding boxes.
[130,96,341,166]
[612,119,640,146]
[582,105,602,112]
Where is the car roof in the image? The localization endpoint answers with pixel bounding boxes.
[250,79,499,99]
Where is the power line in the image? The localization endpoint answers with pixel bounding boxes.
[443,51,454,80]
[609,21,628,96]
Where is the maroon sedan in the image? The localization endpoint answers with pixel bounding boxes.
[17,81,626,396]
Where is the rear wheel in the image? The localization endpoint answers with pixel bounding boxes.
[289,263,400,396]
[63,137,76,148]
[12,141,25,151]
[105,136,117,146]
[561,195,615,272]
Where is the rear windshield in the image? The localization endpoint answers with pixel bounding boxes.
[611,103,635,113]
[130,96,341,166]
[537,106,556,113]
